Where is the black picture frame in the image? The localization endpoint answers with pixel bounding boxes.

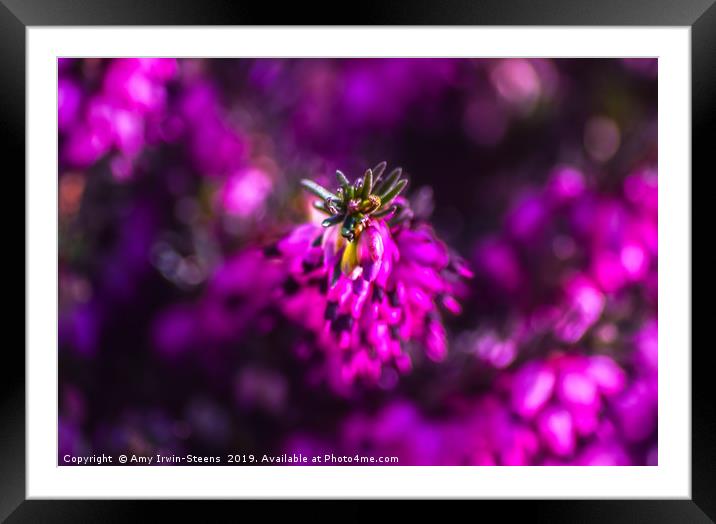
[4,0,714,520]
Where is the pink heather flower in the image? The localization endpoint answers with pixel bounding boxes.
[60,58,178,175]
[490,59,542,108]
[611,377,657,442]
[576,440,632,466]
[546,165,586,203]
[474,330,518,369]
[537,406,576,456]
[507,192,548,241]
[553,275,605,343]
[511,361,556,419]
[340,401,444,465]
[220,167,273,219]
[266,164,470,388]
[103,59,169,112]
[511,353,638,450]
[58,78,82,131]
[198,248,285,344]
[634,318,658,372]
[282,342,645,464]
[585,355,627,396]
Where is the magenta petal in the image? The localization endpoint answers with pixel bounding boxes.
[585,355,626,396]
[358,224,385,263]
[537,406,575,457]
[612,379,657,442]
[570,404,600,436]
[557,369,599,408]
[511,362,556,419]
[577,441,631,466]
[361,259,382,282]
[425,320,446,362]
[278,224,320,257]
[547,165,585,203]
[441,295,462,315]
[398,227,449,267]
[58,79,81,131]
[554,276,605,343]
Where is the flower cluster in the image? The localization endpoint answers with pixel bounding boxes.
[267,165,470,388]
[282,161,658,464]
[465,164,657,369]
[286,344,655,466]
[59,58,178,179]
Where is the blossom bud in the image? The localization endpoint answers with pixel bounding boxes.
[358,224,384,263]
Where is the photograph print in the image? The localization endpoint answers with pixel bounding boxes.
[58,57,658,467]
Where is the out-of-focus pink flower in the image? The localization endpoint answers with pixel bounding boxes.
[511,361,556,419]
[475,330,518,369]
[507,192,548,241]
[537,406,576,456]
[220,167,273,218]
[103,59,175,112]
[198,249,284,344]
[490,59,541,110]
[547,166,586,204]
[634,319,658,372]
[585,355,627,396]
[577,440,631,465]
[59,58,178,176]
[58,78,82,131]
[612,377,657,442]
[554,276,605,343]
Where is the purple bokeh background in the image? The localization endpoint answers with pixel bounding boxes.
[59,58,657,465]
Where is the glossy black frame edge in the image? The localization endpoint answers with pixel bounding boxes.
[3,0,714,521]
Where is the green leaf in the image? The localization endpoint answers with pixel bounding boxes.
[301,179,338,201]
[336,170,351,189]
[379,179,408,205]
[373,167,402,195]
[372,161,387,181]
[361,169,373,199]
[325,197,343,214]
[372,205,396,218]
[313,201,331,214]
[321,214,344,227]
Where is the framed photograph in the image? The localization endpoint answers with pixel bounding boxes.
[6,0,713,519]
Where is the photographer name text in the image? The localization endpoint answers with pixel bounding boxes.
[62,453,399,465]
